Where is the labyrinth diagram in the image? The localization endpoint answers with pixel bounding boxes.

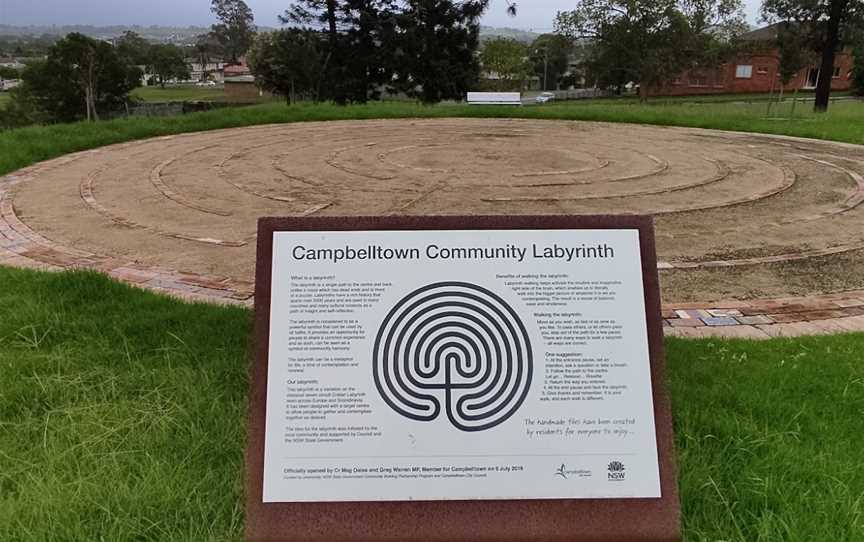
[4,118,864,303]
[372,282,533,432]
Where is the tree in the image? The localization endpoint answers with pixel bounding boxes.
[282,0,401,104]
[248,29,325,103]
[762,0,864,112]
[281,0,515,104]
[0,86,43,130]
[555,0,746,100]
[391,0,490,103]
[148,44,191,88]
[853,42,864,95]
[481,37,530,90]
[115,31,151,66]
[776,23,815,86]
[211,0,256,64]
[194,33,223,82]
[0,66,20,80]
[17,33,140,122]
[529,34,573,90]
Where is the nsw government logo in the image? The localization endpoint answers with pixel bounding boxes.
[607,461,626,481]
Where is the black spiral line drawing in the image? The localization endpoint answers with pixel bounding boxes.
[373,282,532,432]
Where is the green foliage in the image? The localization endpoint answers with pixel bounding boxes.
[281,0,402,104]
[0,86,43,130]
[114,30,152,66]
[0,66,21,80]
[210,0,256,63]
[147,44,191,88]
[529,34,574,90]
[555,0,747,98]
[762,0,864,111]
[280,0,509,104]
[16,33,141,123]
[248,30,325,103]
[480,37,530,90]
[0,35,57,58]
[853,43,864,96]
[776,22,817,85]
[392,0,486,103]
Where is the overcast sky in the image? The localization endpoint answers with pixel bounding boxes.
[1,0,763,32]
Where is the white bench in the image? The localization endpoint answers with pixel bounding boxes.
[466,92,522,106]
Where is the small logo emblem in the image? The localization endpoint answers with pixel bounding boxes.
[554,463,591,480]
[607,461,626,481]
[555,463,568,479]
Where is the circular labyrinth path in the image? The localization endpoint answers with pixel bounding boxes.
[373,281,532,432]
[3,118,864,337]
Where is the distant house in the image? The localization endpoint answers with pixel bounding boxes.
[0,79,21,91]
[223,57,272,101]
[189,60,227,83]
[224,58,252,78]
[650,24,855,96]
[0,57,25,70]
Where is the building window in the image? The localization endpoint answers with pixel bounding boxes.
[672,78,682,85]
[833,67,841,78]
[735,65,753,79]
[756,66,769,74]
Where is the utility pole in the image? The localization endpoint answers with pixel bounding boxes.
[536,46,549,91]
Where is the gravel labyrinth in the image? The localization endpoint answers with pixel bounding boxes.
[4,118,864,308]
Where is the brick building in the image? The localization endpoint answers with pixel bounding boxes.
[650,23,855,96]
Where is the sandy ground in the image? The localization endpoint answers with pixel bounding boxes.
[11,118,864,302]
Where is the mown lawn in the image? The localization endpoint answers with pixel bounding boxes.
[130,84,283,104]
[0,93,10,106]
[131,84,228,103]
[0,267,862,541]
[2,98,864,179]
[1,98,863,540]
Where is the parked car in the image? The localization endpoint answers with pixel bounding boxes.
[196,80,217,87]
[535,92,556,104]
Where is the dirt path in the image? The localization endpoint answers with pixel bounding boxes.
[4,118,864,303]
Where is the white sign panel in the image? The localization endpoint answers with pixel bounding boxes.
[263,229,660,502]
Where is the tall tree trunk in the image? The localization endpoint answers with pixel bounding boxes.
[814,0,847,113]
[84,85,91,122]
[325,0,345,104]
[326,0,338,43]
[316,51,333,103]
[86,51,99,121]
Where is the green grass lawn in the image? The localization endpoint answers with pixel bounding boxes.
[0,93,10,106]
[130,84,281,104]
[0,266,861,541]
[130,84,228,103]
[583,89,853,105]
[1,99,864,540]
[2,98,864,180]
